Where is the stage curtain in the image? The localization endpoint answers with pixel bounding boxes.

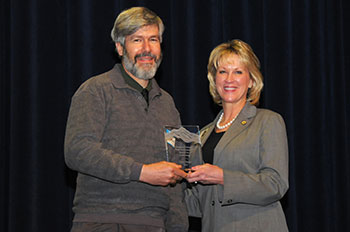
[1,0,349,231]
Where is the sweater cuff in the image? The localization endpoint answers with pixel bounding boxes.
[130,162,143,181]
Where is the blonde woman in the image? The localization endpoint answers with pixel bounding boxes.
[186,39,289,232]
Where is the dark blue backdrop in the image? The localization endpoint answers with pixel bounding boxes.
[1,0,350,231]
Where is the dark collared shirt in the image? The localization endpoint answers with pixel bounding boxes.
[120,65,152,105]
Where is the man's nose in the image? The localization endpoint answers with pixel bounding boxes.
[143,41,151,52]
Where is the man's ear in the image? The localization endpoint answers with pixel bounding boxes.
[116,42,124,56]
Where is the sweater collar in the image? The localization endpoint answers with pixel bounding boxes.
[119,64,152,93]
[110,63,162,99]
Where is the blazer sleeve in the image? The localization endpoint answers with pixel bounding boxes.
[184,141,204,217]
[217,112,289,206]
[185,185,203,217]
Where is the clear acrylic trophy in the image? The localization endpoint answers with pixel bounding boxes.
[164,125,201,171]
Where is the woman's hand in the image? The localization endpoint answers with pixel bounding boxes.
[186,163,224,185]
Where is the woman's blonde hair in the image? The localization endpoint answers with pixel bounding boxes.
[207,39,264,106]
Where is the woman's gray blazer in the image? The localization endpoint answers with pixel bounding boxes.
[185,103,289,232]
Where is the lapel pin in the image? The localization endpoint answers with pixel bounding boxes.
[241,120,247,125]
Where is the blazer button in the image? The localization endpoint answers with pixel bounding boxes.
[227,199,233,203]
[211,201,215,206]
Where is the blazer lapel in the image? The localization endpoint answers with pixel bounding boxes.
[213,103,257,164]
[200,127,212,146]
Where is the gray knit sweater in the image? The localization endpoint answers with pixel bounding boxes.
[64,64,188,231]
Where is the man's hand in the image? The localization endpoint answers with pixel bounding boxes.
[139,161,187,186]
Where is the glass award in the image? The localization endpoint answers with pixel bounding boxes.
[164,125,201,171]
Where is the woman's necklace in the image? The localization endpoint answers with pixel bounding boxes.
[216,112,238,130]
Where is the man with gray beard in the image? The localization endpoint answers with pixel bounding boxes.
[64,7,188,232]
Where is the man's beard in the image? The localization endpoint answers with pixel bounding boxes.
[122,49,162,80]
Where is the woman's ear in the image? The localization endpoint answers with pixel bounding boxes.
[248,78,253,88]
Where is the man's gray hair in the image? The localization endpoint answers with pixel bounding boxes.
[111,7,164,46]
